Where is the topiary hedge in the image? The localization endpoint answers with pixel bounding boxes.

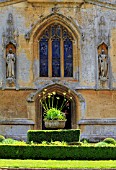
[27,129,80,143]
[0,145,116,160]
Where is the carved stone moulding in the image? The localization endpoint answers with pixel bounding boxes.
[27,0,84,3]
[79,119,116,142]
[0,118,34,141]
[78,119,116,125]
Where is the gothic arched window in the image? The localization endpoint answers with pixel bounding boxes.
[39,24,73,77]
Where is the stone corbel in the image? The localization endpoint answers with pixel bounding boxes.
[25,31,31,41]
[27,92,36,102]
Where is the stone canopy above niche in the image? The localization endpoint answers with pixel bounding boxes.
[27,0,84,3]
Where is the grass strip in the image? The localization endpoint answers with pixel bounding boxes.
[0,160,116,168]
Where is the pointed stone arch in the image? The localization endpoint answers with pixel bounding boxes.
[27,13,82,81]
[28,13,82,42]
[97,42,108,55]
[27,83,86,130]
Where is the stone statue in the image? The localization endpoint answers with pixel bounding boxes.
[6,48,15,78]
[98,49,108,79]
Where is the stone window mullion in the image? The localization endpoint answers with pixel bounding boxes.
[61,38,64,78]
[48,38,52,77]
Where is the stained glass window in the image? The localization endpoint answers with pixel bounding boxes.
[40,38,48,77]
[39,24,73,78]
[52,39,60,77]
[64,38,73,77]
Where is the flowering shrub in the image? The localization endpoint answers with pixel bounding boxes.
[40,89,72,120]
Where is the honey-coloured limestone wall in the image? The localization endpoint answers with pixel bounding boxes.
[0,0,115,141]
[0,1,115,89]
[0,89,115,141]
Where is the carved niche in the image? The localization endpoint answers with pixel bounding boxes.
[98,44,108,81]
[2,13,19,86]
[97,16,110,84]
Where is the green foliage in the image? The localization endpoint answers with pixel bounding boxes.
[68,142,83,146]
[2,138,18,144]
[95,141,109,147]
[0,145,116,160]
[40,141,67,146]
[1,138,26,145]
[81,138,89,144]
[44,108,66,120]
[0,135,5,142]
[50,141,67,146]
[103,138,116,145]
[27,129,80,143]
[41,141,49,145]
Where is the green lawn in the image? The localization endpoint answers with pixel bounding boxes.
[0,160,116,168]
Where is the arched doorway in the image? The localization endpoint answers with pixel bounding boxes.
[33,84,79,130]
[41,93,72,129]
[27,84,86,130]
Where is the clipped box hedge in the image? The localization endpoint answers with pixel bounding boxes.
[27,129,80,143]
[0,145,116,160]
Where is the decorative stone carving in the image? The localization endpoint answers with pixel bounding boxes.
[25,31,31,40]
[97,16,110,46]
[2,13,19,86]
[98,49,108,81]
[98,16,107,43]
[6,48,15,79]
[96,16,111,88]
[52,5,59,13]
[27,92,36,102]
[2,13,19,47]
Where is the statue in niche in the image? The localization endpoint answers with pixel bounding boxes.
[98,49,108,80]
[6,48,15,78]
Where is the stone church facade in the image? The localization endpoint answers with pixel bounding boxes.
[0,0,116,141]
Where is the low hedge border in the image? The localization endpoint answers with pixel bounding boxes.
[27,129,80,143]
[0,145,116,160]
